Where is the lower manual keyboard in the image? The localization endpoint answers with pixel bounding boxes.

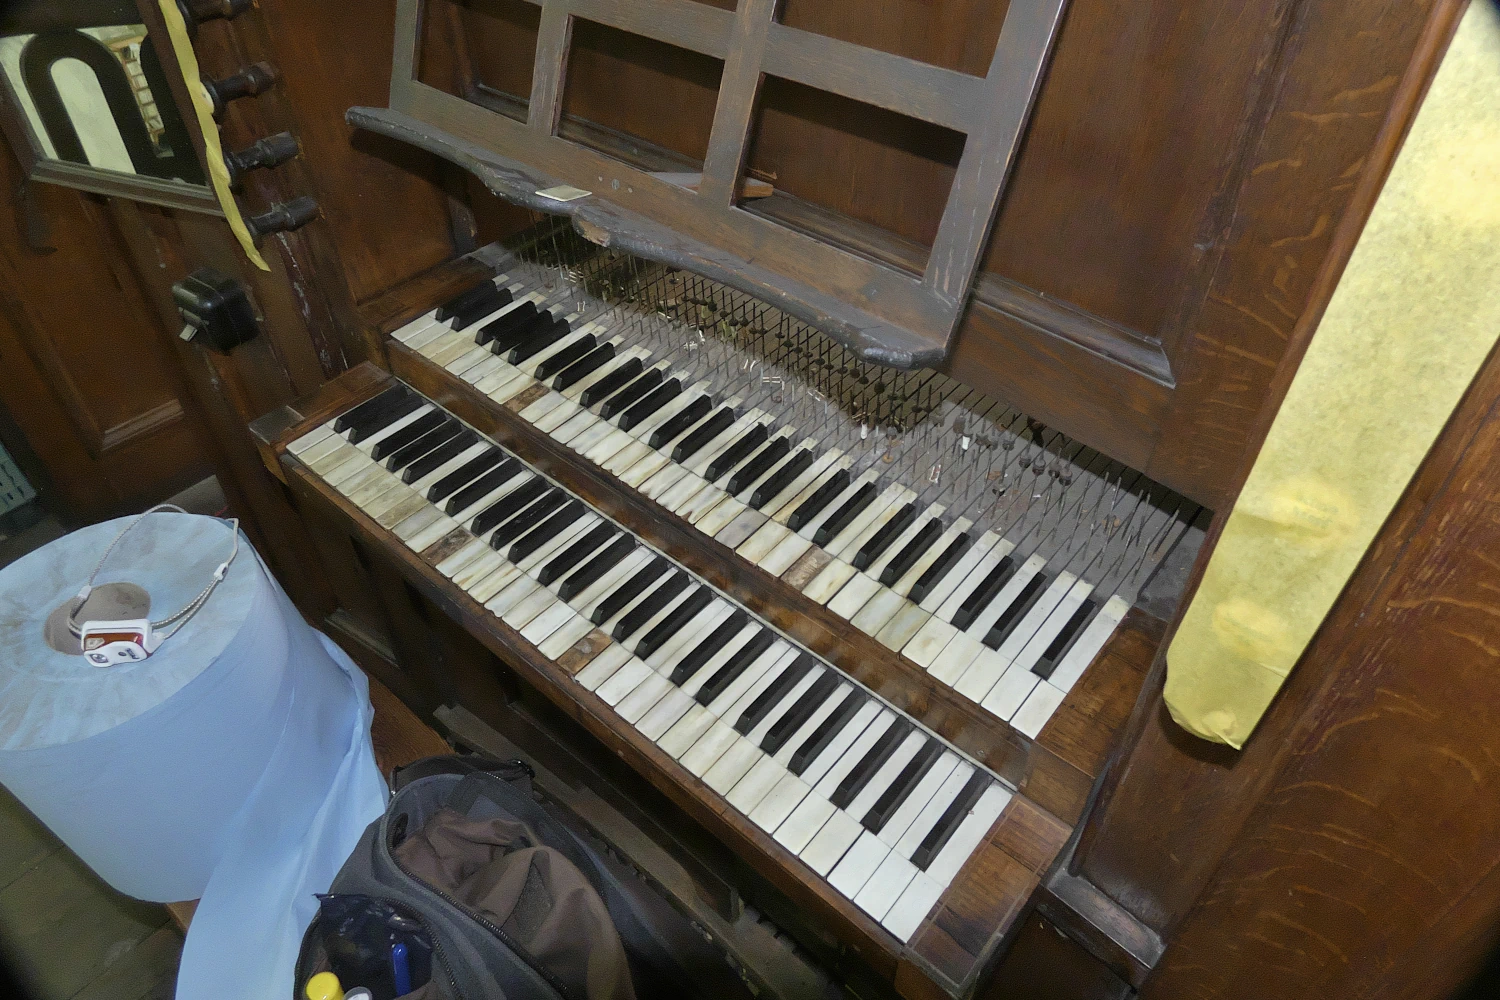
[286,380,1015,943]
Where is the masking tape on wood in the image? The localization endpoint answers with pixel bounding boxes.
[156,0,270,271]
[1166,2,1500,748]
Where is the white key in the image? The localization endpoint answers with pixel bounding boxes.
[1010,681,1067,737]
[562,417,616,454]
[749,772,813,832]
[683,411,768,477]
[454,549,507,591]
[411,443,492,495]
[287,423,335,455]
[660,705,717,759]
[812,709,897,798]
[801,810,865,877]
[828,830,890,898]
[742,667,824,747]
[803,559,859,606]
[638,463,692,499]
[502,587,558,630]
[926,784,1012,886]
[621,586,698,654]
[597,569,673,636]
[657,474,711,514]
[485,576,540,617]
[538,615,596,659]
[452,473,530,528]
[827,571,883,620]
[515,514,599,574]
[843,731,928,824]
[801,700,884,787]
[407,514,461,553]
[928,632,985,686]
[647,600,733,672]
[561,345,649,402]
[574,549,653,617]
[978,661,1041,718]
[893,520,973,600]
[883,872,944,942]
[519,602,577,645]
[1012,577,1096,675]
[703,641,791,716]
[1049,595,1129,693]
[964,553,1047,641]
[876,602,930,652]
[333,464,388,499]
[681,720,741,776]
[436,537,490,577]
[726,754,786,813]
[828,486,912,560]
[894,763,975,860]
[355,405,436,452]
[704,738,763,795]
[756,531,814,579]
[469,564,522,605]
[637,688,696,741]
[986,571,1078,671]
[576,643,632,691]
[525,395,577,432]
[460,355,506,386]
[934,539,1014,622]
[853,850,919,921]
[770,682,853,768]
[850,588,909,637]
[904,617,959,670]
[616,672,674,724]
[864,504,944,583]
[879,752,960,849]
[551,409,601,447]
[391,506,443,543]
[795,469,880,542]
[766,450,846,522]
[596,657,653,706]
[773,792,836,852]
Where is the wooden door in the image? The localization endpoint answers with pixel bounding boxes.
[0,135,213,524]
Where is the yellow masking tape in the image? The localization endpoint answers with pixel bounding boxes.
[1166,1,1500,748]
[156,0,269,271]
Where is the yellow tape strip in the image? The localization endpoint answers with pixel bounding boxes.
[156,0,269,271]
[1165,2,1500,748]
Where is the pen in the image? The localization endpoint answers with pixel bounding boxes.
[392,941,411,995]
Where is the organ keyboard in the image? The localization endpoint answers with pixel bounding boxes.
[254,226,1199,998]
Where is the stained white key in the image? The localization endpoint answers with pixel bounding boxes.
[515,513,600,574]
[596,657,654,706]
[637,688,696,741]
[538,614,596,659]
[574,548,653,617]
[454,549,507,591]
[681,720,740,776]
[485,575,540,617]
[520,602,577,645]
[576,643,632,692]
[646,600,733,672]
[287,424,335,454]
[658,704,715,758]
[726,754,786,813]
[410,442,491,494]
[436,537,490,577]
[502,587,558,630]
[803,559,859,606]
[468,564,521,605]
[850,588,909,636]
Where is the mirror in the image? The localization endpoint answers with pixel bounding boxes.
[0,8,219,214]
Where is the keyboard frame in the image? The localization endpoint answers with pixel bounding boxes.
[252,361,1163,998]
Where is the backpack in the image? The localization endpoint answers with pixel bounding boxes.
[295,754,714,1000]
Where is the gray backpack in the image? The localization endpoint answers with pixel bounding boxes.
[295,755,721,1000]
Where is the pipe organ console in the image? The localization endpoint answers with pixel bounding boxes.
[127,0,1484,995]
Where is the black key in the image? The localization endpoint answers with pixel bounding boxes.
[950,555,1015,631]
[553,342,615,391]
[750,449,815,509]
[617,379,682,431]
[590,556,671,625]
[448,285,511,330]
[334,384,406,433]
[580,356,643,408]
[489,489,567,549]
[508,499,586,564]
[812,482,876,546]
[727,436,791,496]
[862,739,941,833]
[506,316,572,364]
[787,469,850,532]
[347,394,423,444]
[635,586,715,659]
[400,429,476,483]
[981,571,1050,650]
[539,523,617,586]
[1033,598,1098,680]
[431,450,508,505]
[668,610,749,686]
[761,670,841,755]
[614,571,692,642]
[559,536,636,601]
[695,629,778,707]
[734,653,817,735]
[829,717,912,810]
[444,459,522,516]
[385,419,463,472]
[912,771,990,870]
[879,518,944,586]
[907,533,972,604]
[369,409,446,462]
[706,423,769,484]
[470,477,545,537]
[598,367,664,419]
[854,502,916,571]
[478,301,539,349]
[788,690,866,776]
[672,407,735,462]
[648,395,711,449]
[533,332,597,381]
[434,280,497,322]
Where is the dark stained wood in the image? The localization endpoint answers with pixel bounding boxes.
[980,914,1130,1000]
[1071,0,1472,945]
[698,0,776,204]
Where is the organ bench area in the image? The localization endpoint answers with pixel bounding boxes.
[253,242,1195,1000]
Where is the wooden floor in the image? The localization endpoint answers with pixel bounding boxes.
[0,787,180,1000]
